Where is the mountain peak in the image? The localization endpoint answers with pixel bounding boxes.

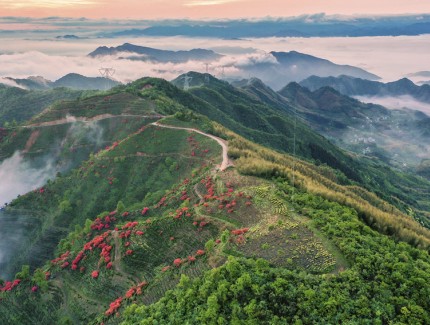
[88,43,222,63]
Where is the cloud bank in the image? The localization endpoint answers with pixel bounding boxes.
[1,34,430,83]
[355,95,430,116]
[0,152,55,207]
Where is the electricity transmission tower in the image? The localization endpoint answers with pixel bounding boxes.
[99,67,116,90]
[204,63,210,84]
[182,73,192,90]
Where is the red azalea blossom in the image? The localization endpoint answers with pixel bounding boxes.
[105,297,123,316]
[125,288,135,298]
[91,270,99,278]
[161,266,170,272]
[188,255,196,262]
[231,228,249,236]
[196,249,205,256]
[173,258,182,267]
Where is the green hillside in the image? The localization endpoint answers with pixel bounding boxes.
[1,76,430,324]
[0,84,88,126]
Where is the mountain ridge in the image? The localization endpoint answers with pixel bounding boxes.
[1,73,430,324]
[300,74,430,104]
[88,42,222,63]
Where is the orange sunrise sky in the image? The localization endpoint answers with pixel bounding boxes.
[1,0,430,19]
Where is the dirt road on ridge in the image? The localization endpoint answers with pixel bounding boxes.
[151,121,232,171]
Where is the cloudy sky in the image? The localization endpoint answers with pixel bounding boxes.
[1,0,430,19]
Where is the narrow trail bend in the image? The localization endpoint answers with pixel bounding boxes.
[151,122,233,171]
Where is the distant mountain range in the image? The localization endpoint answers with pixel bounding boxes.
[100,15,430,38]
[91,43,379,89]
[240,51,379,88]
[300,75,430,104]
[88,43,222,63]
[2,73,120,91]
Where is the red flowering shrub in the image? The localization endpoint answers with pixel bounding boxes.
[105,297,123,316]
[161,266,170,272]
[231,228,249,236]
[0,279,21,292]
[196,249,205,256]
[188,255,196,262]
[173,258,182,267]
[125,288,135,298]
[51,251,70,265]
[91,270,99,279]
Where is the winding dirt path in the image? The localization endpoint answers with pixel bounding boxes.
[22,130,40,153]
[24,114,163,128]
[151,122,233,171]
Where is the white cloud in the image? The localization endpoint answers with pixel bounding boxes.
[1,34,430,87]
[0,77,26,89]
[0,0,100,9]
[355,95,430,116]
[0,152,54,207]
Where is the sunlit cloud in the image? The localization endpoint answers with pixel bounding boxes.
[0,0,100,9]
[184,0,242,6]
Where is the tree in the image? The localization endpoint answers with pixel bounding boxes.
[116,200,125,214]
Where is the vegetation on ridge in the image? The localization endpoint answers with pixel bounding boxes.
[1,76,430,324]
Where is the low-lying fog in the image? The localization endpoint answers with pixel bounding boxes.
[355,95,430,115]
[1,34,430,85]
